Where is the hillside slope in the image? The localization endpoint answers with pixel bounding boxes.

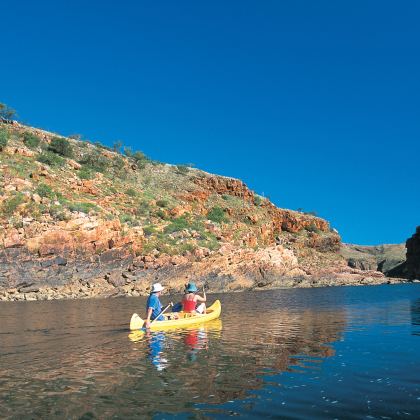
[0,121,405,301]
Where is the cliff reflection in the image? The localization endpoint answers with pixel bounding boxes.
[411,298,420,336]
[0,294,346,418]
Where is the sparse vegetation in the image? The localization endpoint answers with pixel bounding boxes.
[67,201,98,214]
[176,164,190,175]
[0,128,8,150]
[306,222,321,233]
[156,199,168,208]
[164,216,190,233]
[207,206,227,224]
[78,166,95,180]
[37,151,65,167]
[49,137,74,158]
[0,103,16,120]
[35,183,55,198]
[126,188,136,197]
[23,132,41,149]
[79,150,109,173]
[2,193,25,217]
[254,195,262,206]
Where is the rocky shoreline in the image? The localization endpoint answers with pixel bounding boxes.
[0,244,411,302]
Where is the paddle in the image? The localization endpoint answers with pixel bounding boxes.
[150,301,173,326]
[129,302,173,331]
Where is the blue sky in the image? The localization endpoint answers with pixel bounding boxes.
[1,0,419,245]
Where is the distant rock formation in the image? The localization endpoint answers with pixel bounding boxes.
[340,243,406,275]
[387,227,420,280]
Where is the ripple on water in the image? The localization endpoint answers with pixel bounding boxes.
[0,284,420,418]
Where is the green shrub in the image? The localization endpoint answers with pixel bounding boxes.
[143,225,156,236]
[23,132,41,149]
[156,199,168,208]
[133,151,147,162]
[49,205,69,221]
[176,164,190,175]
[305,222,321,233]
[78,166,95,180]
[2,193,25,216]
[79,151,109,173]
[35,183,55,198]
[164,216,190,233]
[207,206,227,223]
[126,188,136,197]
[0,129,8,151]
[123,146,133,157]
[119,213,138,226]
[49,137,73,158]
[254,195,262,206]
[155,209,167,220]
[112,155,125,170]
[136,201,151,217]
[37,151,65,167]
[67,201,98,214]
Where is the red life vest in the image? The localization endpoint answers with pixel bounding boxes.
[182,295,196,313]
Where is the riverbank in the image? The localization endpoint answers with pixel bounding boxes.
[0,246,411,302]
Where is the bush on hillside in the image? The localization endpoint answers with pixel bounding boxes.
[0,128,8,151]
[156,199,169,208]
[78,166,95,180]
[49,137,74,158]
[164,216,190,233]
[67,201,98,214]
[79,151,109,173]
[305,222,321,233]
[176,164,190,175]
[23,132,41,149]
[2,193,25,217]
[37,151,65,167]
[35,183,55,198]
[207,206,227,224]
[126,188,136,197]
[136,201,151,217]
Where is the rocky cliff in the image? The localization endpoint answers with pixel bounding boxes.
[0,120,407,301]
[386,227,420,280]
[340,243,406,275]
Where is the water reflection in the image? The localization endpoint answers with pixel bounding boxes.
[4,286,419,418]
[411,298,420,336]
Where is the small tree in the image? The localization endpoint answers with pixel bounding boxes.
[23,132,41,149]
[0,103,17,120]
[49,137,74,158]
[113,140,123,153]
[123,146,133,157]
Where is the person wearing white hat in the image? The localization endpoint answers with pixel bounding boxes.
[145,283,165,328]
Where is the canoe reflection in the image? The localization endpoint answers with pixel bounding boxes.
[128,319,223,370]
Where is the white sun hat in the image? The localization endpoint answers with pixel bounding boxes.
[151,283,165,293]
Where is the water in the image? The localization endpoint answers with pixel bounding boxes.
[1,284,420,419]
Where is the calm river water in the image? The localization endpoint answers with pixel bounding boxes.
[1,284,420,419]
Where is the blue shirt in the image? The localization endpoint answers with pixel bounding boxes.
[147,293,162,320]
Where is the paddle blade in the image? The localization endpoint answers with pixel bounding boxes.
[130,313,144,330]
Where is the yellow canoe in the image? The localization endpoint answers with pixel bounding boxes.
[129,300,221,331]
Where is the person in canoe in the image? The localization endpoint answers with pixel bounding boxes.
[182,282,206,314]
[145,283,166,328]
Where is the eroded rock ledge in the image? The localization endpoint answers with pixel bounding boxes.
[0,244,409,302]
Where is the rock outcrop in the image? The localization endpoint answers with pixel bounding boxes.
[0,120,411,301]
[388,227,420,280]
[405,227,420,279]
[340,243,406,275]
